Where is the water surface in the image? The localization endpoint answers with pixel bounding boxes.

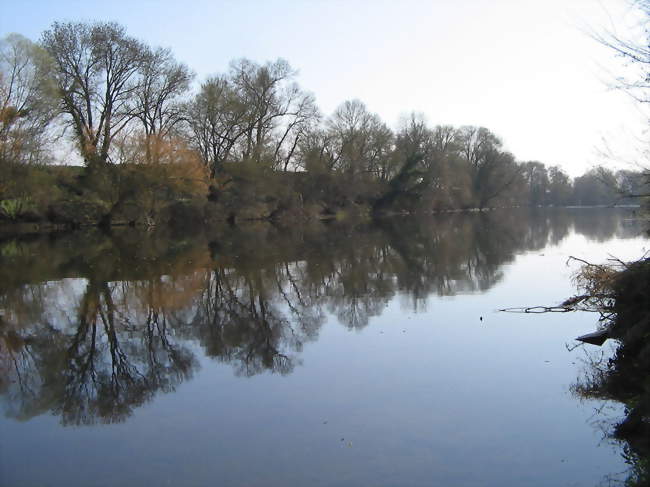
[0,208,647,486]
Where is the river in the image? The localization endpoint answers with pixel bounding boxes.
[0,208,647,486]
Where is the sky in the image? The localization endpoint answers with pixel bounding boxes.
[1,0,647,176]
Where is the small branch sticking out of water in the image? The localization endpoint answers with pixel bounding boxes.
[499,306,578,313]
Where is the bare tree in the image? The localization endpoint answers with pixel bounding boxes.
[325,99,393,178]
[521,161,549,206]
[547,165,572,206]
[272,90,319,171]
[389,116,469,208]
[187,75,249,177]
[592,0,650,104]
[41,21,146,165]
[229,58,318,167]
[293,126,340,173]
[456,126,522,209]
[188,58,318,177]
[592,1,650,198]
[134,46,193,163]
[0,33,58,166]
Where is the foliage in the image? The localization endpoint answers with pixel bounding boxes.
[78,134,208,225]
[0,198,33,220]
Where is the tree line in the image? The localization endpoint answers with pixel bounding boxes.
[0,21,646,225]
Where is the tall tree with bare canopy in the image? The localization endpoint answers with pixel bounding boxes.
[41,21,146,166]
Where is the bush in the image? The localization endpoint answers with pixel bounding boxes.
[0,198,33,220]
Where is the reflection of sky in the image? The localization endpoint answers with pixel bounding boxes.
[2,220,647,486]
[44,278,88,333]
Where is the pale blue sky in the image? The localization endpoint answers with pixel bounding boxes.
[1,0,646,175]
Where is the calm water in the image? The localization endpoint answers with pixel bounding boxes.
[0,208,647,487]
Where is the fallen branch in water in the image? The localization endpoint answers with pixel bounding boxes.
[499,255,628,317]
[498,305,599,313]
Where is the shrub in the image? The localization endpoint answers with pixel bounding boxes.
[0,197,34,220]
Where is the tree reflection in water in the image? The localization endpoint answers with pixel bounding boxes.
[0,208,641,426]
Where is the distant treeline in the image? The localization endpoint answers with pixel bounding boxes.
[1,22,647,226]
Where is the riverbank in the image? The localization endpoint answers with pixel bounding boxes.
[0,163,380,229]
[3,162,646,231]
[571,256,650,487]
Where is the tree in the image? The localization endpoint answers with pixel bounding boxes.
[593,0,650,104]
[456,126,500,169]
[573,167,618,205]
[325,99,393,178]
[456,126,521,209]
[592,1,650,201]
[547,165,572,206]
[41,21,146,165]
[272,89,319,172]
[0,33,58,166]
[615,168,648,200]
[187,75,249,178]
[188,59,318,178]
[111,133,208,223]
[393,113,433,164]
[229,58,318,168]
[134,46,193,163]
[522,161,549,206]
[378,115,467,212]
